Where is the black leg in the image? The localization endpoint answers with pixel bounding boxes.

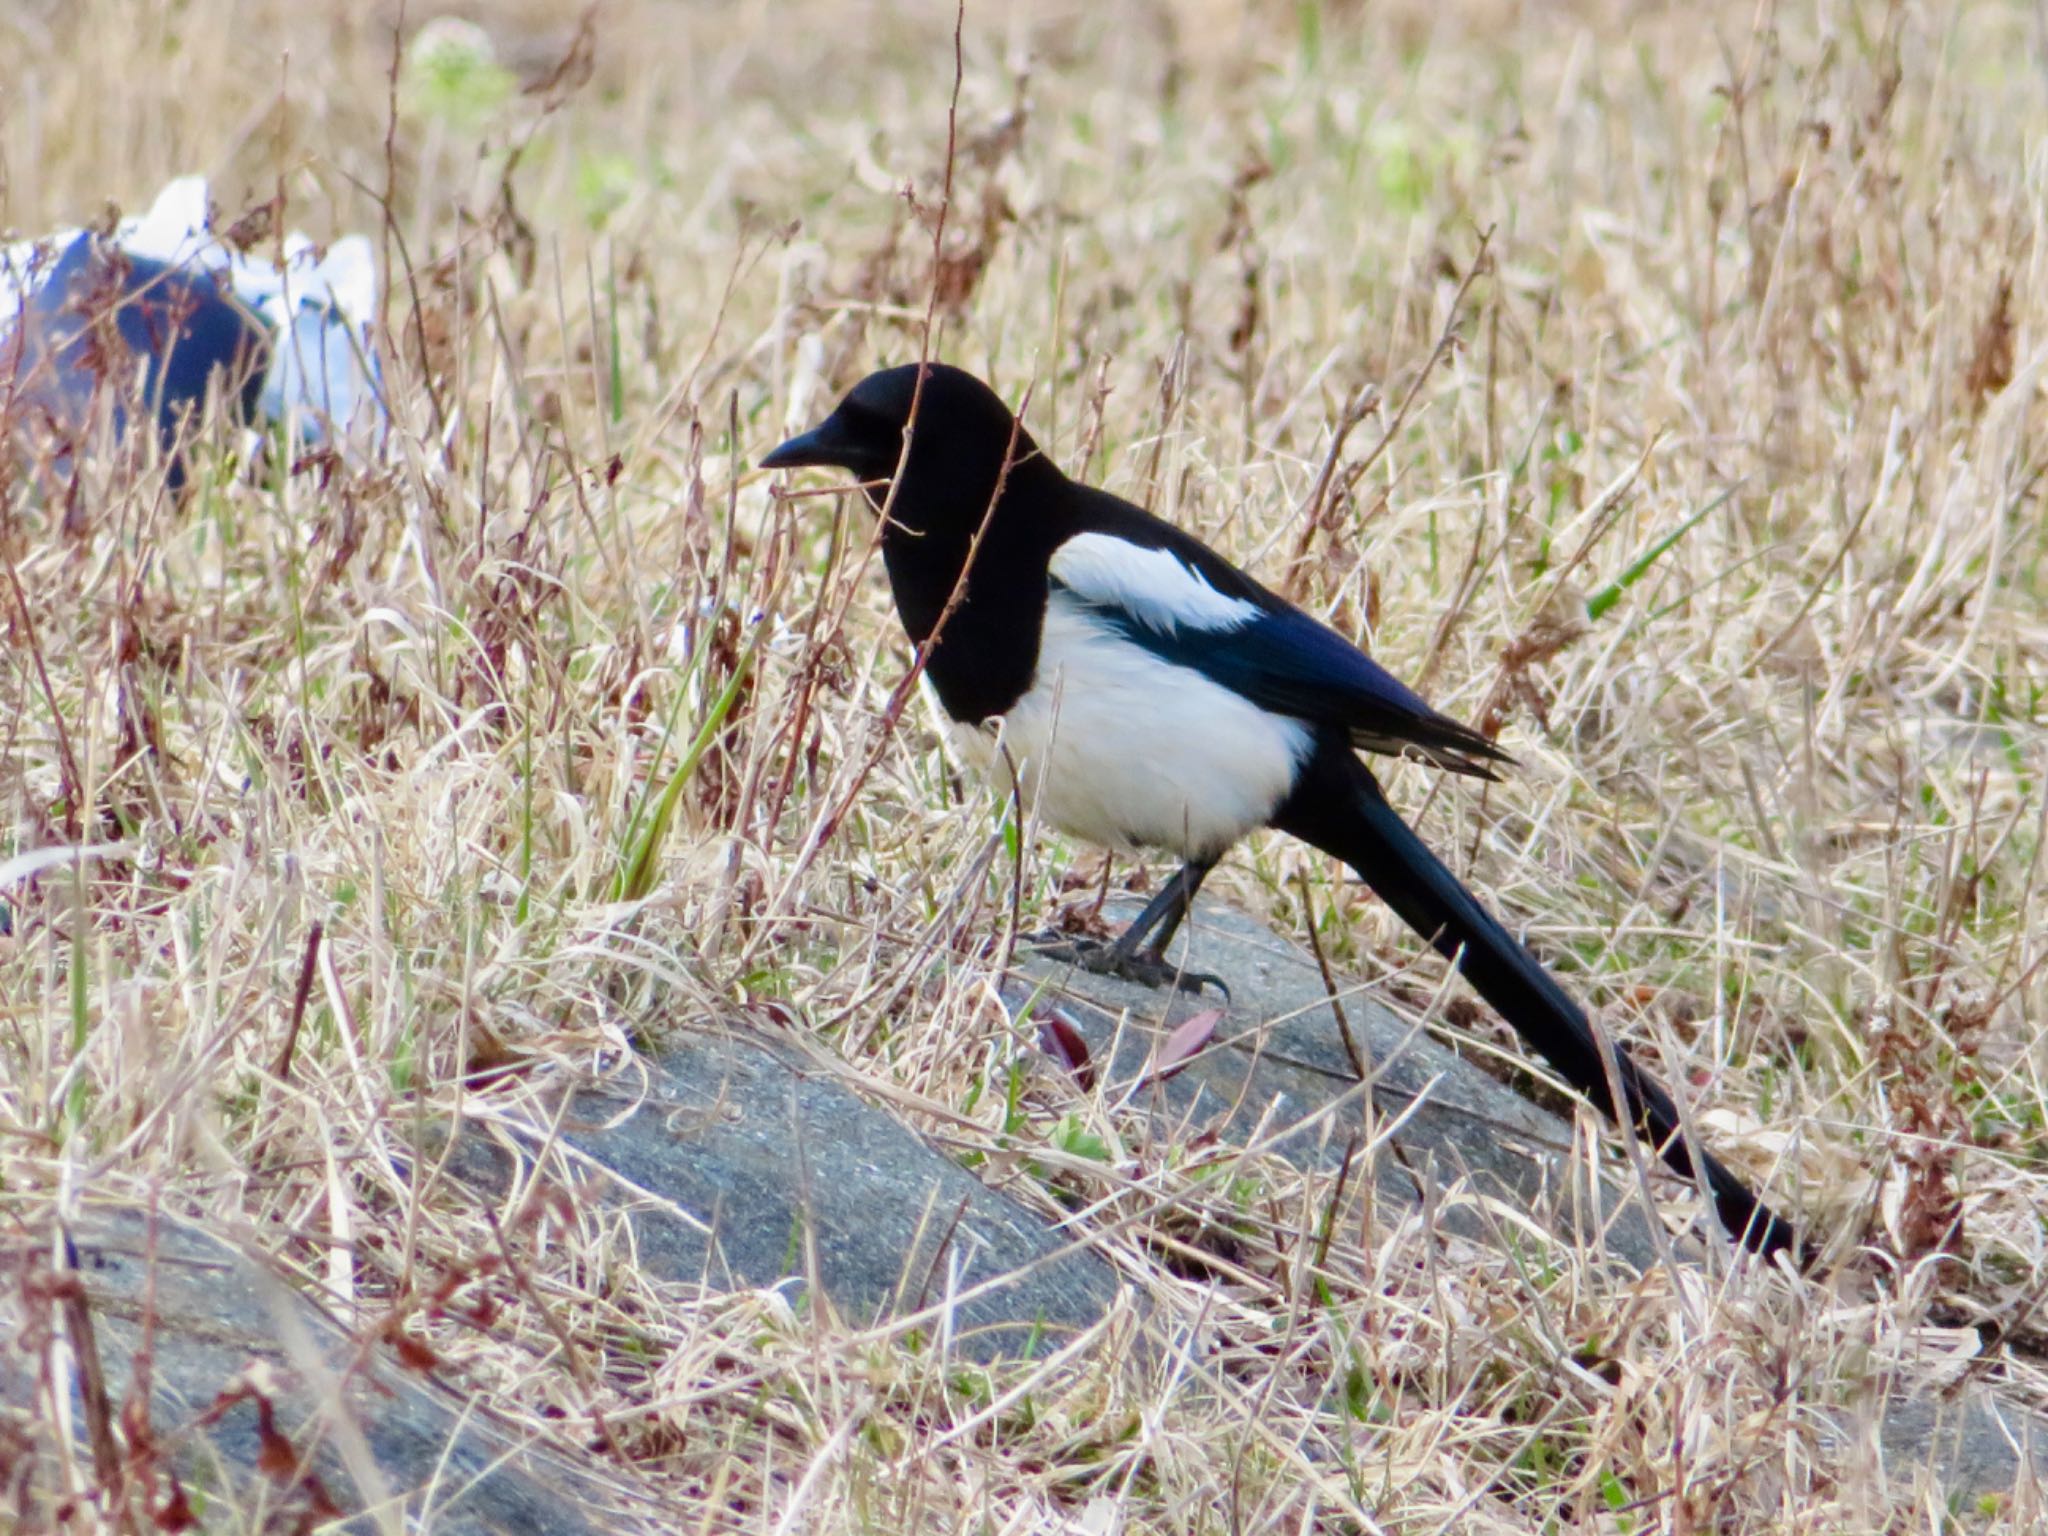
[1028,858,1228,997]
[1109,858,1213,962]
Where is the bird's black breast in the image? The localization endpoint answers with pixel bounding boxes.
[879,516,1051,726]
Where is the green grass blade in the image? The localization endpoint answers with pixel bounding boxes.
[614,627,763,904]
[1585,483,1739,621]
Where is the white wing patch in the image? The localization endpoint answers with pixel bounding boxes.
[1048,532,1259,634]
[925,592,1310,860]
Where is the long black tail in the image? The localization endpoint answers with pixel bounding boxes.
[1274,744,1801,1261]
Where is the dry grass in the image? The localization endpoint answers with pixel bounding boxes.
[3,0,2047,1529]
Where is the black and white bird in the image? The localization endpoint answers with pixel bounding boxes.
[762,362,1798,1259]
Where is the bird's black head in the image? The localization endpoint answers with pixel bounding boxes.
[759,362,1047,535]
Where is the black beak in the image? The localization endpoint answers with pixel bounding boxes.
[760,413,861,472]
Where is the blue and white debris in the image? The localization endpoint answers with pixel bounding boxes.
[0,176,385,478]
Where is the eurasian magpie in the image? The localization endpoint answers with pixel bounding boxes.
[762,362,1798,1259]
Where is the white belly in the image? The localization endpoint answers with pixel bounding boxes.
[927,594,1312,860]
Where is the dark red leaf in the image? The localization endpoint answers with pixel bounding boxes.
[390,1332,439,1372]
[253,1398,297,1479]
[153,1473,198,1532]
[1035,1009,1096,1091]
[1138,1009,1223,1088]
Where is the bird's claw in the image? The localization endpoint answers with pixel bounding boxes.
[1023,933,1230,1000]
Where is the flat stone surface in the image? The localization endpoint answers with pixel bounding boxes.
[1010,899,1676,1269]
[0,1209,645,1536]
[1867,1394,2045,1506]
[446,1028,1130,1362]
[13,903,2036,1524]
[1013,899,2046,1509]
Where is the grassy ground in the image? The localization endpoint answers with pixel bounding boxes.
[4,0,2047,1529]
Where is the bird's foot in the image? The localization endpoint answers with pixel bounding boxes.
[1023,933,1229,1000]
